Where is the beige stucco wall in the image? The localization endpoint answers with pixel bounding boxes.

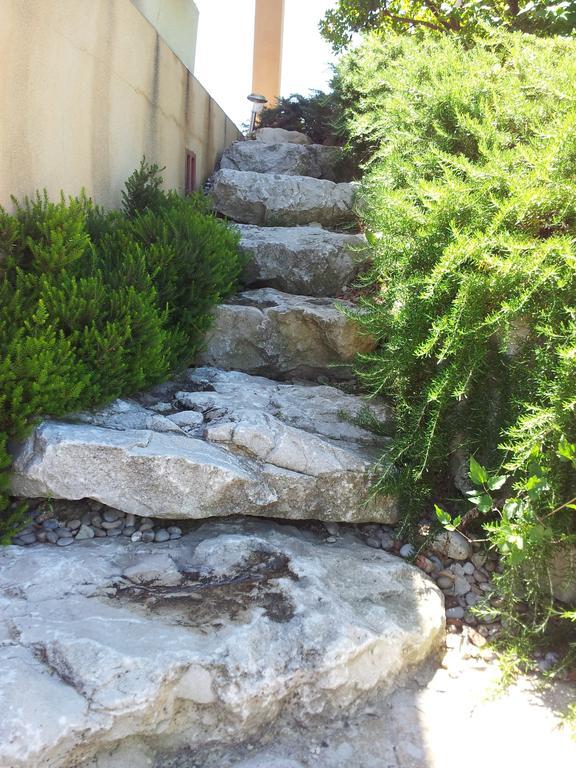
[0,0,241,210]
[131,0,199,75]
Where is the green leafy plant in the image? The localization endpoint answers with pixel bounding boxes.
[0,161,243,537]
[436,448,576,656]
[320,0,576,51]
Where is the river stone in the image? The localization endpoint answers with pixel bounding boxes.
[10,367,396,523]
[198,288,375,379]
[221,141,342,180]
[210,169,356,228]
[0,520,444,768]
[253,127,312,144]
[432,531,472,561]
[237,225,369,297]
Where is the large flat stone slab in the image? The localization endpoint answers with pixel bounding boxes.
[221,141,343,180]
[0,520,444,768]
[11,368,396,523]
[210,169,356,227]
[238,225,369,296]
[199,288,375,379]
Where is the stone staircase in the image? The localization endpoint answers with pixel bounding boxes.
[0,133,445,768]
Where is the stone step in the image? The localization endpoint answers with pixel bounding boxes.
[220,140,343,180]
[0,520,444,768]
[210,169,356,228]
[198,288,374,380]
[11,367,396,524]
[238,224,369,297]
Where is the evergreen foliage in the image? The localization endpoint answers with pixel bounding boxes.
[0,162,243,538]
[338,32,576,641]
[258,91,348,146]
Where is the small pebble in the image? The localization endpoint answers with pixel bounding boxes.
[466,627,487,647]
[103,510,120,523]
[454,576,472,596]
[125,514,136,528]
[122,526,136,537]
[56,528,74,539]
[326,536,337,544]
[75,524,95,541]
[379,534,395,551]
[462,562,475,575]
[399,543,415,558]
[446,606,465,620]
[471,553,487,568]
[428,555,443,571]
[68,519,82,530]
[167,526,182,535]
[19,533,37,545]
[46,531,59,544]
[131,531,143,543]
[154,529,170,543]
[366,537,381,549]
[91,515,103,528]
[106,528,123,538]
[325,522,339,537]
[139,522,154,532]
[42,519,59,530]
[102,519,124,530]
[142,531,156,543]
[35,531,47,543]
[437,576,454,590]
[466,591,480,607]
[415,555,434,572]
[94,528,107,538]
[56,537,74,547]
[169,532,182,540]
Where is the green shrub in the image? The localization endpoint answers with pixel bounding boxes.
[258,91,347,146]
[0,163,243,538]
[338,31,576,644]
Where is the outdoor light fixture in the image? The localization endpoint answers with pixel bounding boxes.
[247,92,268,134]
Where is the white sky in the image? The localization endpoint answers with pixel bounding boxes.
[194,0,338,129]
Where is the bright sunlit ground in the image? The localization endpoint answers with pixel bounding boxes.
[194,0,338,129]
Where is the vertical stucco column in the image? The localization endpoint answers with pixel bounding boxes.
[252,0,284,107]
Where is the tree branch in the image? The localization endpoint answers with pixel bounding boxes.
[378,10,447,32]
[422,0,461,30]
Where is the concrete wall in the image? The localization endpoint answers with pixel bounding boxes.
[0,0,241,210]
[131,0,199,75]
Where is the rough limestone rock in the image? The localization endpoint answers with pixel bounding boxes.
[11,368,397,523]
[253,127,312,144]
[550,545,576,604]
[199,288,375,379]
[238,225,369,296]
[221,141,343,180]
[0,520,445,768]
[210,169,356,227]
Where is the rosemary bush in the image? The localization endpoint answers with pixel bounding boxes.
[339,31,576,641]
[0,162,242,537]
